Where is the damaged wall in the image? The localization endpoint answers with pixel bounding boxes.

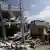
[5,24,21,37]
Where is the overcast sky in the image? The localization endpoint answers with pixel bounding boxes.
[6,0,50,23]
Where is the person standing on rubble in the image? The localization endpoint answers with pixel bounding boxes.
[47,32,50,49]
[48,33,50,45]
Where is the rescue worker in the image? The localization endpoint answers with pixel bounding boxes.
[48,34,50,45]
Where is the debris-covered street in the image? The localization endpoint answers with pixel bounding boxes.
[0,0,50,50]
[0,38,49,50]
[0,45,50,50]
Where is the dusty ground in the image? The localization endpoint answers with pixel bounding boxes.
[0,45,50,50]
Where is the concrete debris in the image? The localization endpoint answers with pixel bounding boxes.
[0,42,6,47]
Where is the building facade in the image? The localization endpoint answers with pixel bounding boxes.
[30,20,49,40]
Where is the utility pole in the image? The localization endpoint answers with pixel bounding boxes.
[19,0,25,44]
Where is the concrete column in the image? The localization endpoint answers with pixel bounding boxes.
[0,4,6,40]
[19,0,25,44]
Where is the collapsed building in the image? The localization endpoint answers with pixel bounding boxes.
[0,1,30,42]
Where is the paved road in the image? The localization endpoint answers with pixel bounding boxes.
[26,44,50,50]
[35,45,50,50]
[0,45,50,50]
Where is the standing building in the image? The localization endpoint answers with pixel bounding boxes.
[30,20,49,40]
